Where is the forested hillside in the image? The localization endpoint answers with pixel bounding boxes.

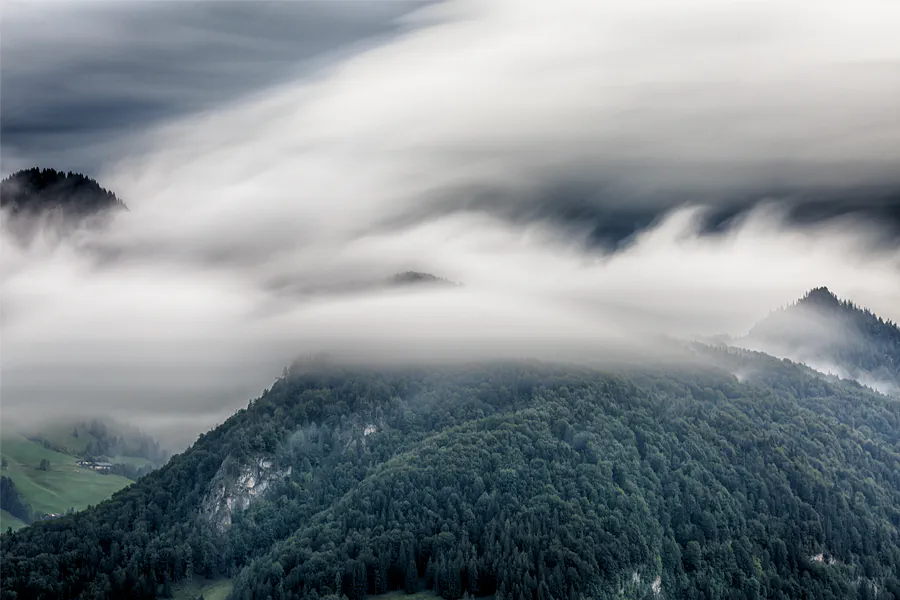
[2,349,899,600]
[743,287,900,395]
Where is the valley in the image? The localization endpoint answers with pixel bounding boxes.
[3,2,900,597]
[0,419,169,531]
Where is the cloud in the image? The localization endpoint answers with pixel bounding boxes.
[78,0,900,255]
[0,0,426,176]
[4,205,899,448]
[2,0,900,447]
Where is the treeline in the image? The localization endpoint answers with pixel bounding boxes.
[106,462,158,481]
[2,352,900,600]
[29,418,169,476]
[77,419,168,466]
[0,476,33,525]
[0,167,127,245]
[0,168,126,217]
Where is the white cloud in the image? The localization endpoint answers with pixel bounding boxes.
[2,0,899,446]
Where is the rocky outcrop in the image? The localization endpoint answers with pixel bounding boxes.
[202,456,291,531]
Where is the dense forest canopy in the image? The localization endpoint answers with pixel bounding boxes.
[1,168,126,216]
[2,348,900,600]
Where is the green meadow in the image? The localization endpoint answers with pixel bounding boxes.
[1,433,133,529]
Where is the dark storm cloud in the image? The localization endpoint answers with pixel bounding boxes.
[700,188,900,246]
[571,186,900,252]
[5,0,900,253]
[0,0,427,175]
[371,179,900,253]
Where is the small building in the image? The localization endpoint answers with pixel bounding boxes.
[363,425,377,436]
[77,460,113,472]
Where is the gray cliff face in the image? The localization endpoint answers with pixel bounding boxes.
[199,415,386,532]
[202,456,291,531]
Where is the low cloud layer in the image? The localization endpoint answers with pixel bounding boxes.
[2,0,900,448]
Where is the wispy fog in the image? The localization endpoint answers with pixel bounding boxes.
[2,0,899,449]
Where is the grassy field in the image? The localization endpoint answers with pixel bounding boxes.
[172,578,233,600]
[0,433,133,517]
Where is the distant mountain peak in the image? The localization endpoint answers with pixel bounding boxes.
[799,286,842,308]
[386,271,460,287]
[740,287,900,395]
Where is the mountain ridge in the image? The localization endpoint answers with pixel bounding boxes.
[739,286,900,396]
[3,351,900,600]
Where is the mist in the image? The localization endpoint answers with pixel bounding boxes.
[2,0,900,449]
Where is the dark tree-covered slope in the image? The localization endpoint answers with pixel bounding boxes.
[742,287,900,395]
[0,477,33,525]
[0,167,127,244]
[2,350,900,600]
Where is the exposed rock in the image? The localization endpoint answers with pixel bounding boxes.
[810,552,838,565]
[202,456,291,531]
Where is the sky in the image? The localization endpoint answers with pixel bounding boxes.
[2,0,900,449]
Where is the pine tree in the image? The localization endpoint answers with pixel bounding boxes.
[405,559,418,594]
[425,558,435,591]
[467,557,479,595]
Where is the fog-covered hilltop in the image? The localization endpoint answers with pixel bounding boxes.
[2,348,900,600]
[1,168,126,216]
[0,167,127,245]
[387,272,460,288]
[740,287,900,396]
